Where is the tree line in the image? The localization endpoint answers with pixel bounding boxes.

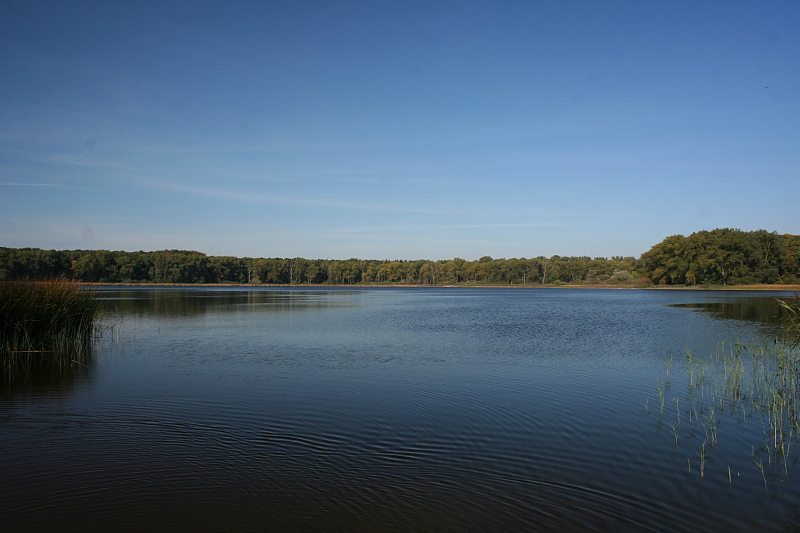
[640,229,800,285]
[0,248,638,285]
[1,229,797,285]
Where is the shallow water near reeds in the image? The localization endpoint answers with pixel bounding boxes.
[2,287,800,532]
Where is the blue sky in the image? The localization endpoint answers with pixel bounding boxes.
[1,1,798,260]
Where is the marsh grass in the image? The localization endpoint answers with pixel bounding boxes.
[778,298,800,349]
[1,279,101,381]
[655,298,800,489]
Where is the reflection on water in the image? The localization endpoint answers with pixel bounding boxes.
[3,288,800,533]
[0,348,95,398]
[671,295,800,328]
[96,287,364,317]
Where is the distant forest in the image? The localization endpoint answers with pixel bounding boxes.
[1,229,799,286]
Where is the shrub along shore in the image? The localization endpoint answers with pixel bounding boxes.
[0,279,99,358]
[2,228,798,287]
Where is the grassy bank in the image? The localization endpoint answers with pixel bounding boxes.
[0,279,100,357]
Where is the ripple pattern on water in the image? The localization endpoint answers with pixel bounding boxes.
[2,288,798,532]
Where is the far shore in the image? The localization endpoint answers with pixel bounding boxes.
[77,282,800,291]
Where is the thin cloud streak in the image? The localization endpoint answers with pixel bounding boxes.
[156,182,508,217]
[1,182,89,189]
[547,215,592,241]
[151,181,629,221]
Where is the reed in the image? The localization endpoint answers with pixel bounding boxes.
[654,298,800,489]
[778,298,800,348]
[0,279,100,360]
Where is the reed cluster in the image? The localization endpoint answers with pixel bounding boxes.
[653,298,800,488]
[0,279,100,358]
[778,298,800,348]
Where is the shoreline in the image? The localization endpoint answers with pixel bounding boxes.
[77,282,800,291]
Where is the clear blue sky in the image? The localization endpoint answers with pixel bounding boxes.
[1,1,798,260]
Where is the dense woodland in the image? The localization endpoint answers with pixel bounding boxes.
[640,229,800,285]
[1,229,798,286]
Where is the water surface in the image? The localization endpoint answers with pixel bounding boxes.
[2,287,799,532]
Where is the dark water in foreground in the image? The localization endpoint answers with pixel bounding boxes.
[1,287,799,532]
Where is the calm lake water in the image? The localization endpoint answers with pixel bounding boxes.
[2,287,800,532]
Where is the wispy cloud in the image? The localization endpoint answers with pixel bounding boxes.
[0,182,89,189]
[154,182,494,217]
[547,215,591,241]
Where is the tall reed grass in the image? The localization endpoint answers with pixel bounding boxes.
[778,298,800,348]
[654,298,800,489]
[0,279,100,359]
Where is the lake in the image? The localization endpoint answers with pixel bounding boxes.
[2,287,799,532]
